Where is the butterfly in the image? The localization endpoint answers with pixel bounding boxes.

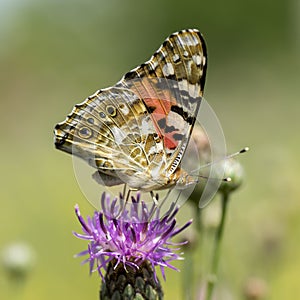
[54,29,207,193]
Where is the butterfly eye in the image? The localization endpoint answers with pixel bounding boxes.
[106,105,117,117]
[78,127,93,139]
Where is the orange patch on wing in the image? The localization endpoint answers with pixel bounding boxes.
[145,99,180,150]
[131,77,180,150]
[163,135,178,150]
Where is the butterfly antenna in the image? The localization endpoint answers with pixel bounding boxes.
[188,147,249,183]
[191,174,232,183]
[199,147,249,170]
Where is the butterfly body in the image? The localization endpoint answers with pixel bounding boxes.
[54,29,207,192]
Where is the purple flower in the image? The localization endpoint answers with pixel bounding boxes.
[74,192,192,281]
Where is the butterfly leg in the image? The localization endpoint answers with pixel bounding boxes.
[147,191,159,220]
[150,191,159,206]
[148,189,176,220]
[159,188,172,209]
[149,190,177,220]
[122,184,127,199]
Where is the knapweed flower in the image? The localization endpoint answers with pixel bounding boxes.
[74,192,192,299]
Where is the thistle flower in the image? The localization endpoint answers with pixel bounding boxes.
[74,192,192,299]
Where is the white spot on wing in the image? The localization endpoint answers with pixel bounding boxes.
[178,79,199,98]
[173,54,180,62]
[162,63,175,76]
[184,39,197,46]
[178,79,189,92]
[110,126,126,144]
[167,111,186,131]
[141,116,153,134]
[148,141,163,155]
[192,55,202,65]
[151,160,164,180]
[119,104,129,115]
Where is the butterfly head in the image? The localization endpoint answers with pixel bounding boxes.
[170,168,198,190]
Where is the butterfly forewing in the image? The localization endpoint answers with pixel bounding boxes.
[119,29,207,176]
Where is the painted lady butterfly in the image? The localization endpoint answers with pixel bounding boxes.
[54,29,207,192]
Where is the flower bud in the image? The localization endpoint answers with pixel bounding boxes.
[2,242,36,281]
[243,277,268,300]
[217,158,244,195]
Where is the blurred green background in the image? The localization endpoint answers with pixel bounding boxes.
[0,0,299,299]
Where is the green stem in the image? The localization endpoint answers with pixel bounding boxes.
[182,204,203,300]
[182,249,194,300]
[206,192,230,300]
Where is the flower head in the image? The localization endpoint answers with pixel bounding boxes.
[74,192,192,281]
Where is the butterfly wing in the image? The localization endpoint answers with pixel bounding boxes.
[54,29,207,190]
[118,29,207,176]
[54,87,161,183]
